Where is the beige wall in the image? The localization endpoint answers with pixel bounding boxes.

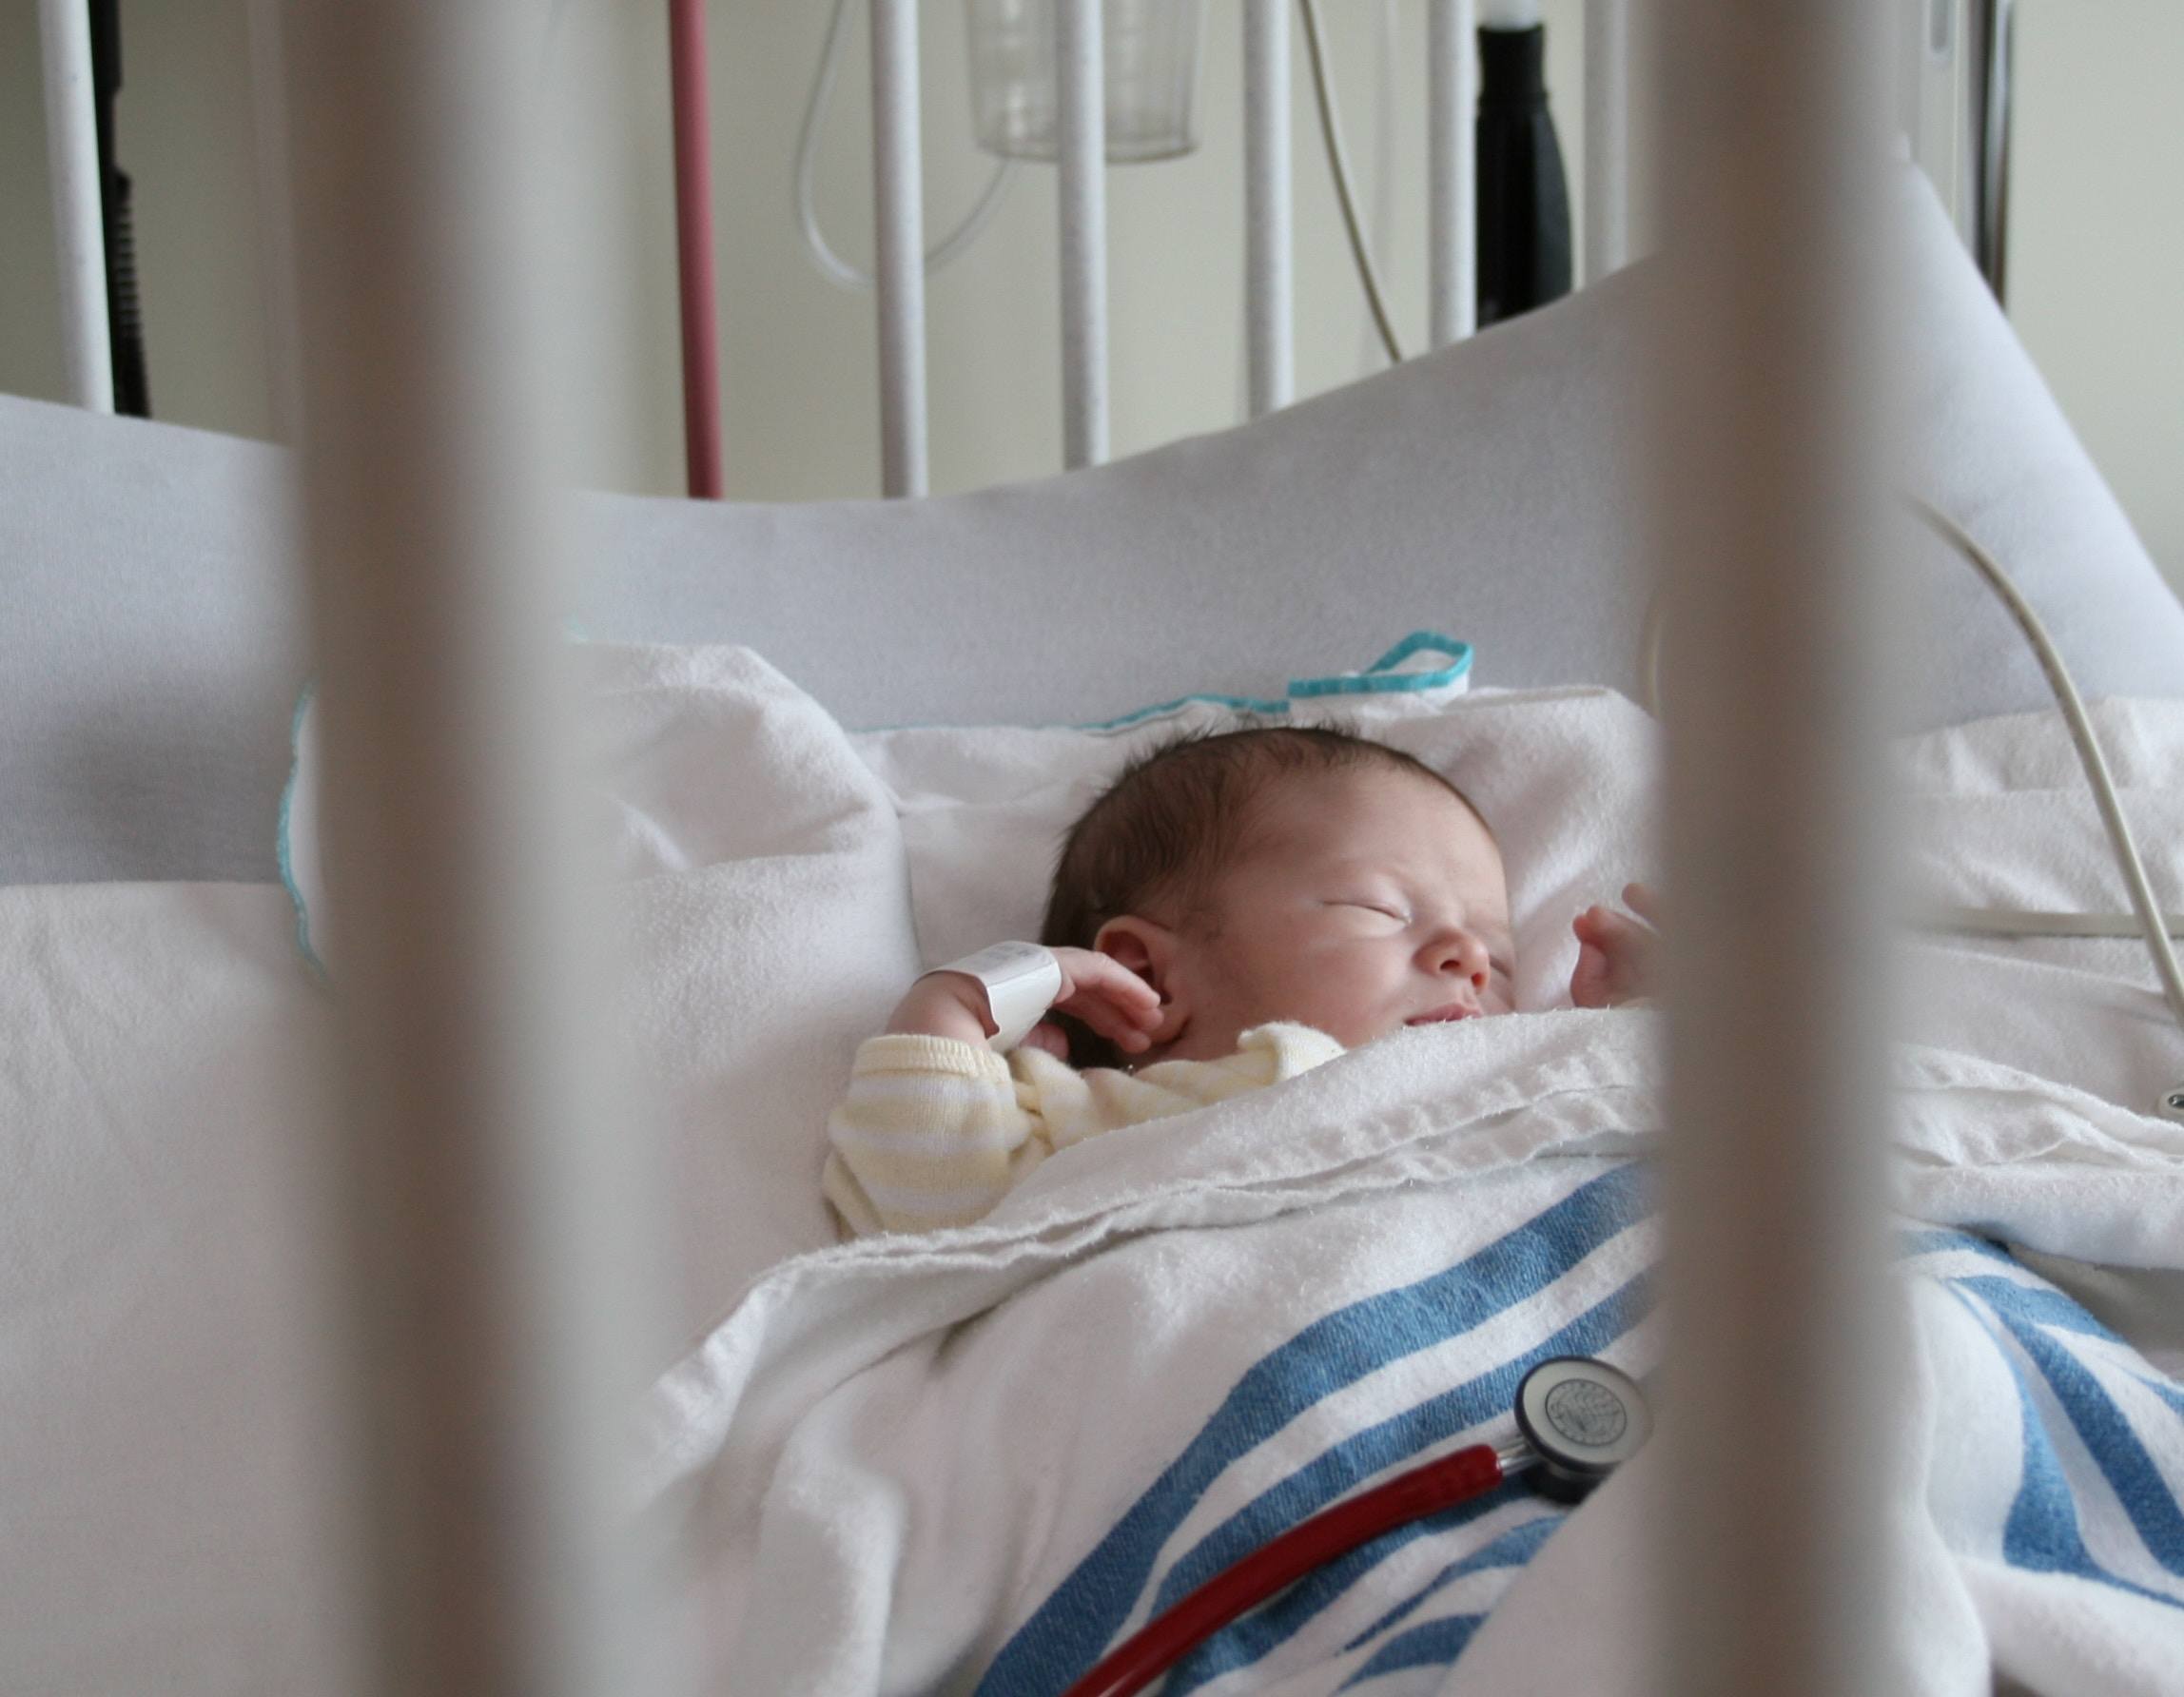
[2,2,2177,595]
[2010,0,2184,595]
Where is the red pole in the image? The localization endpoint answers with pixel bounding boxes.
[669,0,723,498]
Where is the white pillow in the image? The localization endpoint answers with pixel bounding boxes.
[859,683,1659,1019]
[283,631,1476,969]
[287,646,926,1338]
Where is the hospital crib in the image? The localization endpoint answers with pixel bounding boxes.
[12,3,2184,1694]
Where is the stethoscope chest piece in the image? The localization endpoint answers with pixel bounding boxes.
[1514,1356,1651,1502]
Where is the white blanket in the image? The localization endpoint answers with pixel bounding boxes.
[639,1010,2184,1696]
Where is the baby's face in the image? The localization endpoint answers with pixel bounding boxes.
[1155,767,1514,1060]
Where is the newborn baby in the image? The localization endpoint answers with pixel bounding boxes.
[822,725,1656,1236]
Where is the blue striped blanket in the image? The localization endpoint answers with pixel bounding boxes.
[637,1012,2184,1695]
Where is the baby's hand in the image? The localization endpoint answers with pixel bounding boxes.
[889,946,1163,1056]
[1570,883,1662,1009]
[1018,946,1164,1060]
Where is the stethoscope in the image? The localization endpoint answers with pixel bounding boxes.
[1059,1356,1650,1697]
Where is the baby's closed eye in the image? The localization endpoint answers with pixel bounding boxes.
[1333,898,1410,924]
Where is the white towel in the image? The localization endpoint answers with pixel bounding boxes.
[638,1012,2184,1695]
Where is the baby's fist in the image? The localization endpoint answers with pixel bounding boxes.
[1570,883,1661,1009]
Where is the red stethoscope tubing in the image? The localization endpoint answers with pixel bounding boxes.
[1058,1442,1509,1697]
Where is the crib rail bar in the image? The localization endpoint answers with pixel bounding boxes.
[1896,0,1921,164]
[283,7,678,1691]
[1582,0,1631,283]
[1651,3,1899,1692]
[1428,0,1478,347]
[1966,0,2015,300]
[1243,0,1294,418]
[37,0,113,413]
[871,0,930,497]
[670,0,725,498]
[1058,0,1110,468]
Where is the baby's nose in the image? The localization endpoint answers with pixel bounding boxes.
[1429,930,1490,988]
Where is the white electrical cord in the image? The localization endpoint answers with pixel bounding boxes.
[1639,500,2184,1114]
[1903,498,2184,1031]
[795,0,1018,290]
[1236,0,1405,417]
[1355,0,1401,376]
[1298,0,1406,365]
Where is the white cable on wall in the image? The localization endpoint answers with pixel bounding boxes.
[1299,0,1404,365]
[1355,0,1401,375]
[1640,500,2184,1080]
[795,0,1016,291]
[1904,497,2184,1036]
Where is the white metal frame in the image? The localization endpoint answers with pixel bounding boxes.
[1243,0,1295,415]
[280,7,675,1690]
[37,0,112,413]
[1651,3,1895,1687]
[1428,0,1480,347]
[871,0,930,497]
[1057,0,1112,469]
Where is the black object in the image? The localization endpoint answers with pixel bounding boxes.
[1476,23,1571,328]
[1513,1356,1651,1502]
[88,0,149,417]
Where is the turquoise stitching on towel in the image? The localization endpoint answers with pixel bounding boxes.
[1287,631,1473,699]
[1071,632,1473,731]
[274,682,327,981]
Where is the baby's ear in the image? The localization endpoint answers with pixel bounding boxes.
[1092,915,1173,991]
[1094,915,1192,1044]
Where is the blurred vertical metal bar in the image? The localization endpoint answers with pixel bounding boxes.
[871,0,930,497]
[244,0,304,442]
[1582,0,1630,283]
[283,6,678,1693]
[37,0,114,413]
[1896,0,1923,170]
[1243,0,1294,417]
[1651,2,1900,1694]
[1428,0,1478,347]
[1058,0,1110,468]
[1957,0,1991,249]
[670,0,725,497]
[1965,0,2014,301]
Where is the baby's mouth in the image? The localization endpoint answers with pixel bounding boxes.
[1406,1005,1478,1026]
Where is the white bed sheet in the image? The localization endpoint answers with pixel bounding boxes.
[0,884,356,1695]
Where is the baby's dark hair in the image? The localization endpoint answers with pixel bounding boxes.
[1039,723,1485,1064]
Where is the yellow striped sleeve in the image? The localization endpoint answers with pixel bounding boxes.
[821,1034,1044,1236]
